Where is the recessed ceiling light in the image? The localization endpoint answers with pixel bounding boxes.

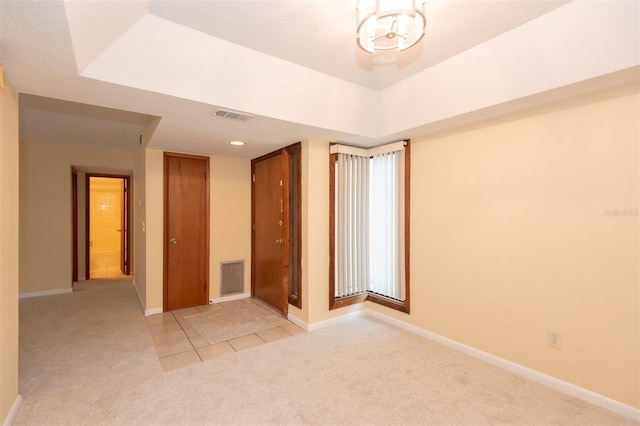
[228,139,246,146]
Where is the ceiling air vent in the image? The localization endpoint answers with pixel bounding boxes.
[214,108,254,122]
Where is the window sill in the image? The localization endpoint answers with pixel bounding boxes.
[330,291,409,314]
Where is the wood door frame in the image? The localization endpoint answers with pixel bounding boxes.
[72,168,78,284]
[251,142,302,314]
[284,143,302,308]
[85,173,132,279]
[163,152,210,312]
[121,177,129,274]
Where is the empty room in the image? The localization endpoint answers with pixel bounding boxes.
[0,0,638,424]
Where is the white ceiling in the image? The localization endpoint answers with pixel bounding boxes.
[1,0,638,160]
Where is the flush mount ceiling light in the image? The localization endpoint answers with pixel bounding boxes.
[228,139,246,146]
[356,0,427,53]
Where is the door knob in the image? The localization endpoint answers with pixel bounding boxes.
[276,238,283,244]
[169,238,177,245]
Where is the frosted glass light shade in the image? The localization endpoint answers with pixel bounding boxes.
[356,0,426,53]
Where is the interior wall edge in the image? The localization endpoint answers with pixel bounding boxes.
[2,394,22,426]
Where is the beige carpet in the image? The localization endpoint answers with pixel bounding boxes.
[15,278,638,425]
[184,301,289,344]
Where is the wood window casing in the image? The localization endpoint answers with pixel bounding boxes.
[329,141,411,314]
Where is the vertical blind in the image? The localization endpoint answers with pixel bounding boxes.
[333,142,406,301]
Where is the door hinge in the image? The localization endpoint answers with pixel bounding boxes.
[279,179,283,186]
[253,174,256,182]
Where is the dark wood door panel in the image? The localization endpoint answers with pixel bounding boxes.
[252,152,288,315]
[164,153,210,311]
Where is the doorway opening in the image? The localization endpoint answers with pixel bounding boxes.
[86,175,130,279]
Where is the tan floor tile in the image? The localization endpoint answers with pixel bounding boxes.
[145,312,176,326]
[197,341,236,360]
[154,337,194,358]
[220,300,245,309]
[151,328,190,345]
[172,307,200,318]
[174,316,202,338]
[228,334,265,351]
[182,325,201,338]
[257,326,291,343]
[173,316,190,327]
[196,304,223,313]
[280,323,305,335]
[148,321,183,335]
[243,298,275,312]
[189,335,209,349]
[159,350,201,372]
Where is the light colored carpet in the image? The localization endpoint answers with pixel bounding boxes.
[15,278,638,425]
[185,301,289,344]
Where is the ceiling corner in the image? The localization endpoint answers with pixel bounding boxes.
[64,0,152,73]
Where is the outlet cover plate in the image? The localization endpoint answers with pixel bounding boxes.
[548,330,562,349]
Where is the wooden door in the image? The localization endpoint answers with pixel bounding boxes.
[164,153,210,311]
[252,150,290,315]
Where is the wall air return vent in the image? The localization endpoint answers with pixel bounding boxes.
[214,108,254,122]
[220,260,244,296]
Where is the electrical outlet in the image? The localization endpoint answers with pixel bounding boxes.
[548,330,562,349]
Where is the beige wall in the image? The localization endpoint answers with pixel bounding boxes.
[210,156,251,300]
[133,140,147,309]
[144,150,251,313]
[300,84,639,408]
[334,83,636,408]
[294,139,364,325]
[0,77,20,423]
[144,149,163,311]
[19,140,135,294]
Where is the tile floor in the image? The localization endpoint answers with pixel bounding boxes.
[145,298,305,372]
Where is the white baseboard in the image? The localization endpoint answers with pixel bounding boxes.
[132,280,146,313]
[286,312,309,331]
[365,309,640,422]
[306,310,366,332]
[209,293,250,304]
[286,310,367,332]
[144,307,163,317]
[2,394,22,426]
[19,288,72,299]
[129,280,163,317]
